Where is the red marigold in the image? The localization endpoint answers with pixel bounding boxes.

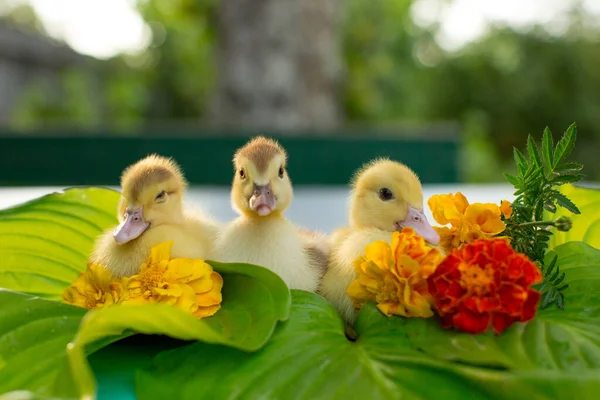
[427,238,543,334]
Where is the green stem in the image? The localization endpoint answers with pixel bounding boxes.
[514,220,555,228]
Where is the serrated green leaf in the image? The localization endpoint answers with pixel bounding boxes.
[551,174,585,185]
[555,162,583,173]
[513,148,528,175]
[547,184,600,250]
[504,173,520,187]
[541,127,554,171]
[543,202,557,213]
[553,123,577,168]
[137,290,600,400]
[527,135,542,167]
[0,188,121,298]
[553,192,581,214]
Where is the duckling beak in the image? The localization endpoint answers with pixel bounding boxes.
[113,207,150,244]
[249,184,276,216]
[396,205,440,246]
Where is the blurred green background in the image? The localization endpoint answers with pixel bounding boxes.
[0,0,598,183]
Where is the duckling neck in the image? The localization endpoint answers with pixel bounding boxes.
[241,210,285,222]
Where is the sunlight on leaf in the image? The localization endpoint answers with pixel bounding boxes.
[136,291,600,400]
[547,184,600,249]
[0,187,120,299]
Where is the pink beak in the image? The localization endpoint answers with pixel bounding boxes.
[249,184,276,216]
[396,205,440,246]
[113,207,150,245]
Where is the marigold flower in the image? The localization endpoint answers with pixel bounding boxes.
[427,192,506,254]
[428,239,542,334]
[62,264,124,309]
[500,200,513,219]
[346,227,443,318]
[121,241,223,318]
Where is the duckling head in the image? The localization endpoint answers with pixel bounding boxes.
[349,158,440,245]
[231,136,292,217]
[113,154,187,244]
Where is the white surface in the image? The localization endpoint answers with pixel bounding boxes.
[0,184,514,234]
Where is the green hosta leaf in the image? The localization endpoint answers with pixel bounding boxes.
[406,241,600,370]
[0,290,109,398]
[137,290,600,400]
[547,184,600,249]
[542,127,554,171]
[0,187,120,299]
[0,188,292,399]
[553,123,577,168]
[0,259,291,399]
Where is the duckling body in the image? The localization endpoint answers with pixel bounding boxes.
[318,159,440,324]
[215,136,320,292]
[93,212,219,278]
[90,155,220,278]
[320,228,392,323]
[217,215,318,291]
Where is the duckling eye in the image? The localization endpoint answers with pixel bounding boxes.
[155,191,167,202]
[379,188,394,201]
[278,166,284,178]
[239,169,246,179]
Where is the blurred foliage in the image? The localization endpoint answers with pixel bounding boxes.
[4,0,600,181]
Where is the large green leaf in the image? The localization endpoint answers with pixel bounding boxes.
[406,241,600,370]
[0,188,292,399]
[547,184,600,249]
[0,187,120,299]
[137,290,600,400]
[0,258,291,399]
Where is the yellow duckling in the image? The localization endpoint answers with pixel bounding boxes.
[318,159,440,324]
[215,136,321,291]
[90,154,220,278]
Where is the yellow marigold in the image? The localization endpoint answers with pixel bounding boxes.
[346,227,443,318]
[62,264,124,309]
[427,192,506,254]
[121,241,223,318]
[501,200,513,219]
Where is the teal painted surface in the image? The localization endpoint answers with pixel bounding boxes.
[89,335,188,400]
[0,132,459,185]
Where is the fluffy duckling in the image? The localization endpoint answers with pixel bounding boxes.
[319,159,440,325]
[215,137,320,291]
[90,154,220,278]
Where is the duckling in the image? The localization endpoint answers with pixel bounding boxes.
[318,158,440,325]
[297,228,331,279]
[215,137,320,292]
[90,154,220,278]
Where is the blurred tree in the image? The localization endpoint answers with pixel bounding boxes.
[210,0,342,130]
[5,0,600,180]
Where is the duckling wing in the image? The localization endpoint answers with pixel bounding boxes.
[297,228,331,278]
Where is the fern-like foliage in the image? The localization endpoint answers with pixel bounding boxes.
[503,123,584,309]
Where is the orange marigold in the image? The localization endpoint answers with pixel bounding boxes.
[62,264,124,309]
[121,241,223,318]
[346,227,443,318]
[427,239,542,334]
[500,200,513,219]
[427,192,507,254]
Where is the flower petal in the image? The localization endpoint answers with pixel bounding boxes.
[196,272,223,307]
